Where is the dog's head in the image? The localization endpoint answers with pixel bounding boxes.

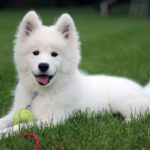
[14,11,80,87]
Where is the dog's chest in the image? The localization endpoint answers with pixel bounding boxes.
[30,92,68,122]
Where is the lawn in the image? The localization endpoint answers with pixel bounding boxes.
[0,7,150,149]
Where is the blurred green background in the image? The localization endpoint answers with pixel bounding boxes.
[0,0,150,17]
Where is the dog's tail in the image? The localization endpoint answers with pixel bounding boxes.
[144,82,150,97]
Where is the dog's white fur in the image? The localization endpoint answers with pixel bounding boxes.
[0,11,150,136]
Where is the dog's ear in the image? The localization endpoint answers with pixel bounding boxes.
[16,11,42,41]
[55,13,77,40]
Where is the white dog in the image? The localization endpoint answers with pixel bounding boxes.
[0,11,150,136]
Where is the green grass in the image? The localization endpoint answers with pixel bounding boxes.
[0,8,150,149]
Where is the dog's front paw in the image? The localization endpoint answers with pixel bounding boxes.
[0,118,11,130]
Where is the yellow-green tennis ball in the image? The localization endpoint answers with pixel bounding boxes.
[12,109,35,125]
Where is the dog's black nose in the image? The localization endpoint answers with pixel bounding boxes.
[38,63,49,72]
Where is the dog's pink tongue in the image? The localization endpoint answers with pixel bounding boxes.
[36,76,49,85]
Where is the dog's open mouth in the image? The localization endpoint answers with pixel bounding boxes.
[35,74,54,86]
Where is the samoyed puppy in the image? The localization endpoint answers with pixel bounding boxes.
[0,11,150,135]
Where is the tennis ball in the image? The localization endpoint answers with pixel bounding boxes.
[12,109,35,125]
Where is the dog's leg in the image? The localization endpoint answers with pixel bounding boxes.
[116,95,150,120]
[0,82,32,130]
[0,121,44,139]
[0,112,14,130]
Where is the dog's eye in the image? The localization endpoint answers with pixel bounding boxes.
[33,50,40,56]
[51,52,58,57]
